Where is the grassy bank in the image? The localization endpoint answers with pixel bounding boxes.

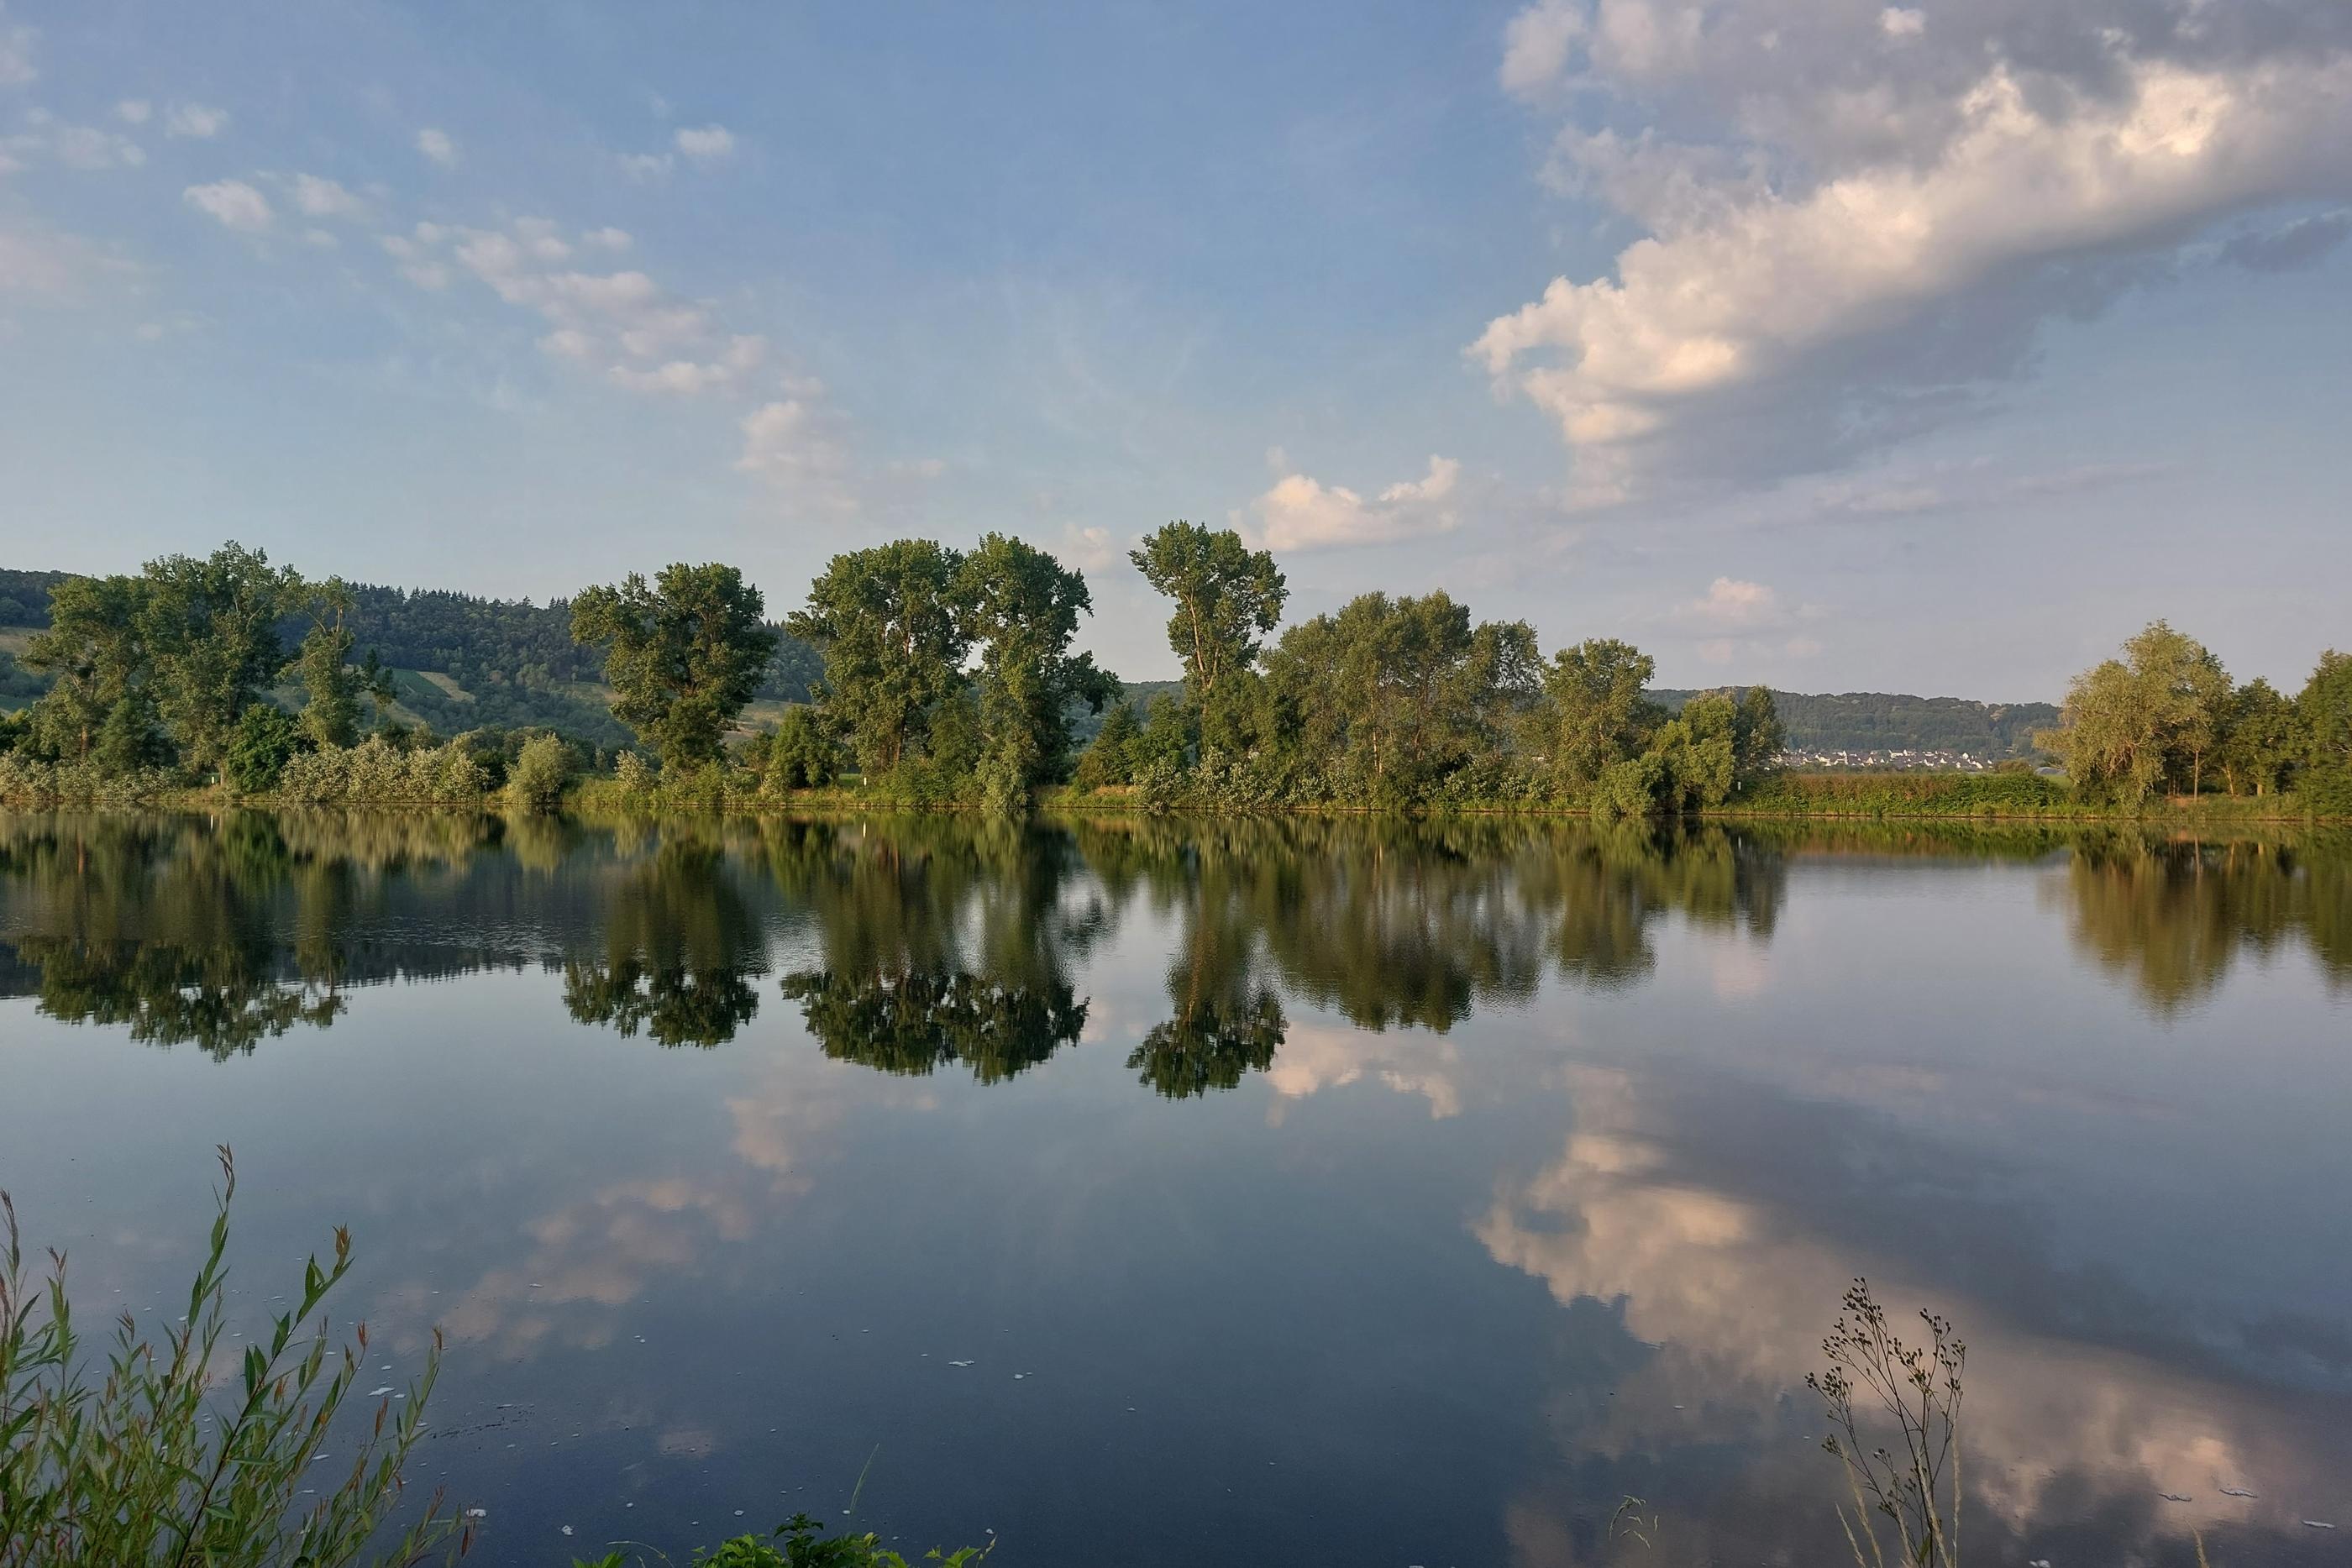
[3,768,2344,827]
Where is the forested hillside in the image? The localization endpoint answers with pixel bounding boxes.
[0,565,823,746]
[1651,688,2056,758]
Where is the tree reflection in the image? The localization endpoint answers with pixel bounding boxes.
[780,968,1086,1083]
[2055,834,2352,1012]
[761,816,1102,1080]
[562,831,767,1046]
[0,814,342,1057]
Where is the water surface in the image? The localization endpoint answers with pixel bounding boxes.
[3,811,2349,1565]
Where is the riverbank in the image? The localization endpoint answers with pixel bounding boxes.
[1,769,2343,825]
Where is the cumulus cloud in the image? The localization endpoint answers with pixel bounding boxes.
[1500,0,1585,99]
[583,225,633,251]
[1669,575,1823,663]
[288,172,365,219]
[618,151,672,181]
[182,179,270,232]
[1243,454,1462,552]
[414,126,458,165]
[115,99,150,125]
[1479,0,2352,499]
[673,123,735,161]
[163,102,228,139]
[737,397,848,490]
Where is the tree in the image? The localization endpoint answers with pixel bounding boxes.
[2301,650,2352,811]
[753,705,842,791]
[507,732,577,811]
[2217,678,2299,796]
[1731,685,1786,783]
[139,544,302,774]
[1536,638,1661,794]
[23,573,151,763]
[571,563,778,771]
[293,577,363,748]
[788,541,970,777]
[1264,590,1539,802]
[1072,700,1142,790]
[955,533,1116,809]
[1128,522,1287,695]
[2037,621,2229,803]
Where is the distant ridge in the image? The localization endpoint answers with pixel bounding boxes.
[1651,688,2056,758]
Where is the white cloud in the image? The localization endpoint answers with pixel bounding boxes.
[2219,208,2352,273]
[1501,0,1586,99]
[1480,2,2352,498]
[582,225,633,251]
[618,151,673,181]
[737,398,847,485]
[182,179,271,232]
[1675,577,1783,634]
[415,127,458,165]
[606,333,766,394]
[52,123,144,170]
[673,123,735,161]
[289,172,365,218]
[400,217,774,399]
[1243,454,1462,552]
[1056,523,1116,571]
[115,99,151,125]
[164,102,228,139]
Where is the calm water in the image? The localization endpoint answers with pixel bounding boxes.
[3,811,2349,1565]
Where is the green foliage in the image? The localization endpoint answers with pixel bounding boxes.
[293,579,365,748]
[751,706,843,792]
[224,701,305,795]
[1127,522,1286,695]
[575,1512,990,1568]
[573,564,779,770]
[507,731,579,812]
[956,532,1116,811]
[1263,590,1541,806]
[2039,620,2232,802]
[139,545,303,774]
[1070,699,1142,790]
[1537,638,1661,793]
[2217,676,2301,797]
[2301,649,2352,812]
[0,1148,465,1568]
[790,541,973,777]
[276,735,491,805]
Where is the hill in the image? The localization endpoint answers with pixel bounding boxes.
[0,567,823,748]
[1651,688,2057,760]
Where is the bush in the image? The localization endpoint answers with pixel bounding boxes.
[0,1149,466,1568]
[276,735,490,805]
[225,702,305,795]
[507,731,578,812]
[575,1512,990,1568]
[613,750,656,796]
[761,707,841,792]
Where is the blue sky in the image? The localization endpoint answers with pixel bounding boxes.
[3,0,2348,697]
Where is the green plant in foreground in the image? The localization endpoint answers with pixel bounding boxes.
[1808,1278,1964,1568]
[573,1511,991,1568]
[0,1148,466,1568]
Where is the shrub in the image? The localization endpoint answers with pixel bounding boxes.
[0,1149,466,1568]
[507,732,578,812]
[575,1512,989,1568]
[278,736,489,805]
[612,750,656,797]
[225,702,305,795]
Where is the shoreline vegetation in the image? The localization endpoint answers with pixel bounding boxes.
[3,533,2347,823]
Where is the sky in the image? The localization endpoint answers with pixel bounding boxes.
[2,0,2348,699]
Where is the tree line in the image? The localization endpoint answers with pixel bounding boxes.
[7,533,2345,819]
[2035,620,2352,810]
